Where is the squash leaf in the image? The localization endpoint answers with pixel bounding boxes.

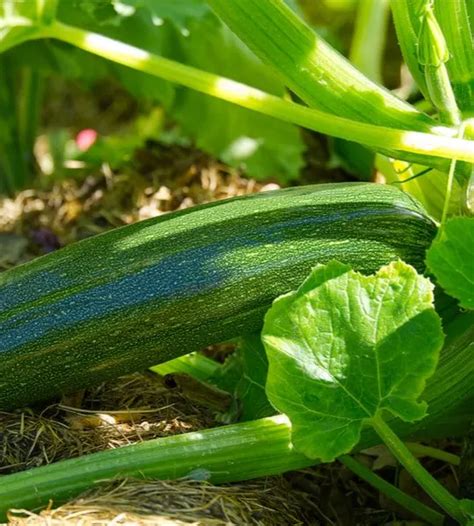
[426,217,474,310]
[235,334,275,422]
[262,260,444,462]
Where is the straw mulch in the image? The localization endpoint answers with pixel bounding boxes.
[7,477,318,526]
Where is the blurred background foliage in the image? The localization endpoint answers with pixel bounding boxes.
[0,0,410,197]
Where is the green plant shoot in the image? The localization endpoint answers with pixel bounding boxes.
[417,1,460,125]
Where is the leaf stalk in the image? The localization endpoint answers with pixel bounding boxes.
[417,2,461,125]
[372,415,465,524]
[340,454,444,525]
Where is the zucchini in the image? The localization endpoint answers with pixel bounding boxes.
[0,183,435,410]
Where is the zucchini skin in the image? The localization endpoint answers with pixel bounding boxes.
[0,183,436,409]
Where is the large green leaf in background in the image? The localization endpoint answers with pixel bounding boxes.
[173,12,303,179]
[9,0,303,182]
[262,261,444,462]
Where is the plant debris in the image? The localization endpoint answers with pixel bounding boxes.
[0,373,217,475]
[0,143,267,262]
[8,477,317,526]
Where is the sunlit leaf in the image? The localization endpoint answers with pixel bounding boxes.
[263,260,444,461]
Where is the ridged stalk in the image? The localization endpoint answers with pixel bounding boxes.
[372,416,465,524]
[0,415,308,520]
[433,0,474,113]
[391,0,430,100]
[417,1,460,125]
[340,455,444,525]
[392,0,473,116]
[207,0,432,131]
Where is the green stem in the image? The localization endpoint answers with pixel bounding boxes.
[17,68,44,160]
[440,149,459,227]
[433,0,474,113]
[441,122,468,227]
[150,353,220,382]
[0,56,32,194]
[349,0,390,84]
[417,0,461,126]
[392,0,473,116]
[372,415,465,524]
[391,0,430,100]
[406,443,460,466]
[340,455,444,525]
[463,119,474,214]
[0,415,310,521]
[424,63,461,126]
[38,22,474,165]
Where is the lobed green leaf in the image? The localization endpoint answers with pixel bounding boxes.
[263,260,444,461]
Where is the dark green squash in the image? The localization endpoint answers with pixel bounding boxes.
[0,183,436,409]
